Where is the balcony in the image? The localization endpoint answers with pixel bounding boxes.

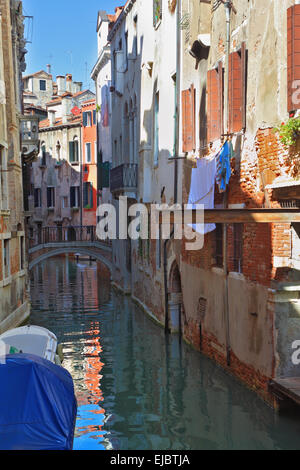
[110,163,138,194]
[20,115,40,163]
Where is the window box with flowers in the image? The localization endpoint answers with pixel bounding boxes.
[274,117,300,147]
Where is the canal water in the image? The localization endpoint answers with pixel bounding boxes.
[30,256,300,450]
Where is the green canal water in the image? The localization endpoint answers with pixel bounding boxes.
[30,256,300,450]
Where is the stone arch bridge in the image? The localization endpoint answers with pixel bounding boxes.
[28,226,113,273]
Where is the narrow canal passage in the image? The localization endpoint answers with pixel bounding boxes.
[30,256,300,450]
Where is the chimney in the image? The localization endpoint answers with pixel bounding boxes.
[47,64,51,75]
[56,75,65,96]
[62,96,72,124]
[72,81,82,94]
[66,74,73,93]
[48,109,56,127]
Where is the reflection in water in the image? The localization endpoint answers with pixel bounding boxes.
[30,256,300,450]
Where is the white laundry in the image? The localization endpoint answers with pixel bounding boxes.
[188,157,216,235]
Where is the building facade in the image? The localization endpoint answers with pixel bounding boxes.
[25,81,96,245]
[82,99,97,226]
[91,10,115,208]
[104,0,300,404]
[0,0,34,333]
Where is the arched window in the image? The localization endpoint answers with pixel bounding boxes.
[41,141,46,166]
[69,136,79,164]
[56,141,61,161]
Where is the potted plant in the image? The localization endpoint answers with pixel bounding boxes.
[274,117,300,147]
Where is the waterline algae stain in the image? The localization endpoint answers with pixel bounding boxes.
[30,256,300,450]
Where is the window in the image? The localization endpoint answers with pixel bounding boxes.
[47,187,55,208]
[56,141,61,161]
[83,112,92,127]
[207,63,224,144]
[153,0,162,27]
[114,139,118,166]
[125,32,128,70]
[62,196,69,208]
[288,5,300,113]
[69,138,79,163]
[70,186,80,208]
[34,188,41,208]
[154,91,159,166]
[228,43,247,133]
[233,224,243,273]
[3,239,10,278]
[39,80,46,91]
[41,143,46,166]
[215,224,224,268]
[20,236,24,271]
[83,182,93,209]
[85,143,91,163]
[182,84,196,153]
[0,145,8,210]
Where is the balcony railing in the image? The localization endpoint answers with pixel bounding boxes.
[20,115,40,162]
[28,225,113,249]
[110,163,138,193]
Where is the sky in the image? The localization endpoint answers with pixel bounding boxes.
[22,0,122,90]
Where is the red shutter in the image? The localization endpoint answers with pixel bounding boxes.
[228,48,245,133]
[287,5,300,113]
[207,64,223,143]
[182,85,196,152]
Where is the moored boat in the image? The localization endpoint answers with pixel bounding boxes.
[0,354,77,450]
[0,325,62,364]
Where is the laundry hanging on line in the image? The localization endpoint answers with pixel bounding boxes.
[216,140,234,192]
[188,156,217,235]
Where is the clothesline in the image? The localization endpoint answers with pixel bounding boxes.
[187,141,234,235]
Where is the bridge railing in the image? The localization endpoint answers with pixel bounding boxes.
[28,226,112,249]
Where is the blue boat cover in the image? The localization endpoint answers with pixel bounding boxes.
[0,354,77,450]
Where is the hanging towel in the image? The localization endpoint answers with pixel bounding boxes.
[216,141,234,192]
[188,157,217,235]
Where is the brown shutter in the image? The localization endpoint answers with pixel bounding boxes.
[287,5,300,113]
[228,47,245,133]
[182,85,196,152]
[207,63,223,143]
[241,42,247,130]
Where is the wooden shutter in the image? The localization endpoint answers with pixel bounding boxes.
[207,64,223,143]
[83,182,89,207]
[93,110,97,125]
[69,141,74,163]
[182,84,196,152]
[34,188,39,208]
[100,162,110,189]
[83,112,87,127]
[287,5,300,112]
[70,187,75,207]
[228,44,246,133]
[89,183,94,208]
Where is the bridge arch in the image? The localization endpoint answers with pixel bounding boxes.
[29,246,113,275]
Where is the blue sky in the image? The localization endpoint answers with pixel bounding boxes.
[22,0,122,90]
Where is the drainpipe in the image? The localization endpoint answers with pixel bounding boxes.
[224,1,231,366]
[174,0,181,204]
[164,229,174,334]
[164,0,182,335]
[225,2,231,135]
